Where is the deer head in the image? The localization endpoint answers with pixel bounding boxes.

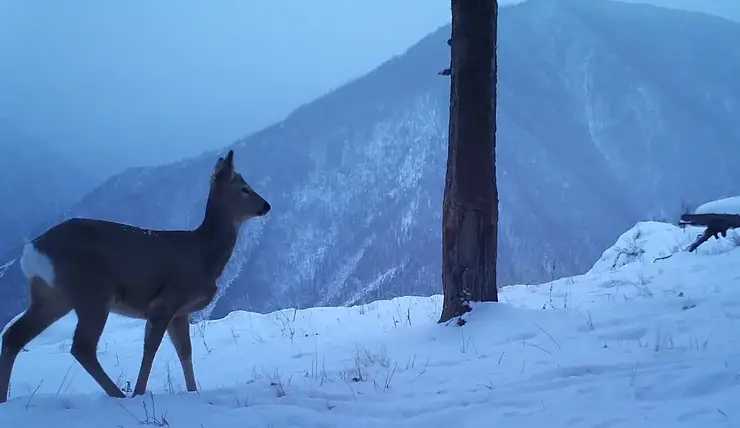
[209,150,271,224]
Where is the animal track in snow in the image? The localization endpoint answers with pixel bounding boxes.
[634,369,740,401]
[597,326,648,341]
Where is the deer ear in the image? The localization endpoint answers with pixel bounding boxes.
[212,151,235,183]
[224,150,235,171]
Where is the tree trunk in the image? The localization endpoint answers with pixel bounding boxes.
[439,0,499,324]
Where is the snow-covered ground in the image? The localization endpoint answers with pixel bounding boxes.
[1,221,740,427]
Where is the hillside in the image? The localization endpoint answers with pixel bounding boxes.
[1,217,739,426]
[1,0,740,326]
[0,120,97,255]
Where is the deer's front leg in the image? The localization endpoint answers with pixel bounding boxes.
[133,298,177,397]
[167,315,197,392]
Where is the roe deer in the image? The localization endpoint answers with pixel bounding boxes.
[0,149,270,403]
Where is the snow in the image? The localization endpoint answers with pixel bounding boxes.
[2,221,740,427]
[694,195,740,215]
[0,259,14,280]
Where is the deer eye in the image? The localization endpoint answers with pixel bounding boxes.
[241,188,252,195]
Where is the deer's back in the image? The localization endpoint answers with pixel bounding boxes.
[31,218,197,305]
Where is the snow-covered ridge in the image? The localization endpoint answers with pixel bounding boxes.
[695,195,740,215]
[1,218,739,427]
[589,220,740,274]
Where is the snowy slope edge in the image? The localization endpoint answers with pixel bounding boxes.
[1,215,740,426]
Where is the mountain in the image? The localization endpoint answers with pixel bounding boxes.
[0,0,451,171]
[0,120,98,255]
[1,0,739,326]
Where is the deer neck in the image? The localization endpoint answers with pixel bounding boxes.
[195,195,240,279]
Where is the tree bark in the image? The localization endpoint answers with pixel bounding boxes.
[439,0,499,324]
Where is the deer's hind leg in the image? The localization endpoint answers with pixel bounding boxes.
[0,277,72,403]
[69,290,126,399]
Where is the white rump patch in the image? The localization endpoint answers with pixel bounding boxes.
[20,243,56,287]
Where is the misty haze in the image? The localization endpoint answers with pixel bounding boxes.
[1,0,452,172]
[1,0,740,426]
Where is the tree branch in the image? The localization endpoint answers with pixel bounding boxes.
[679,213,740,252]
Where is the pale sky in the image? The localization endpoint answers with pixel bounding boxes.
[0,0,735,171]
[0,0,454,169]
